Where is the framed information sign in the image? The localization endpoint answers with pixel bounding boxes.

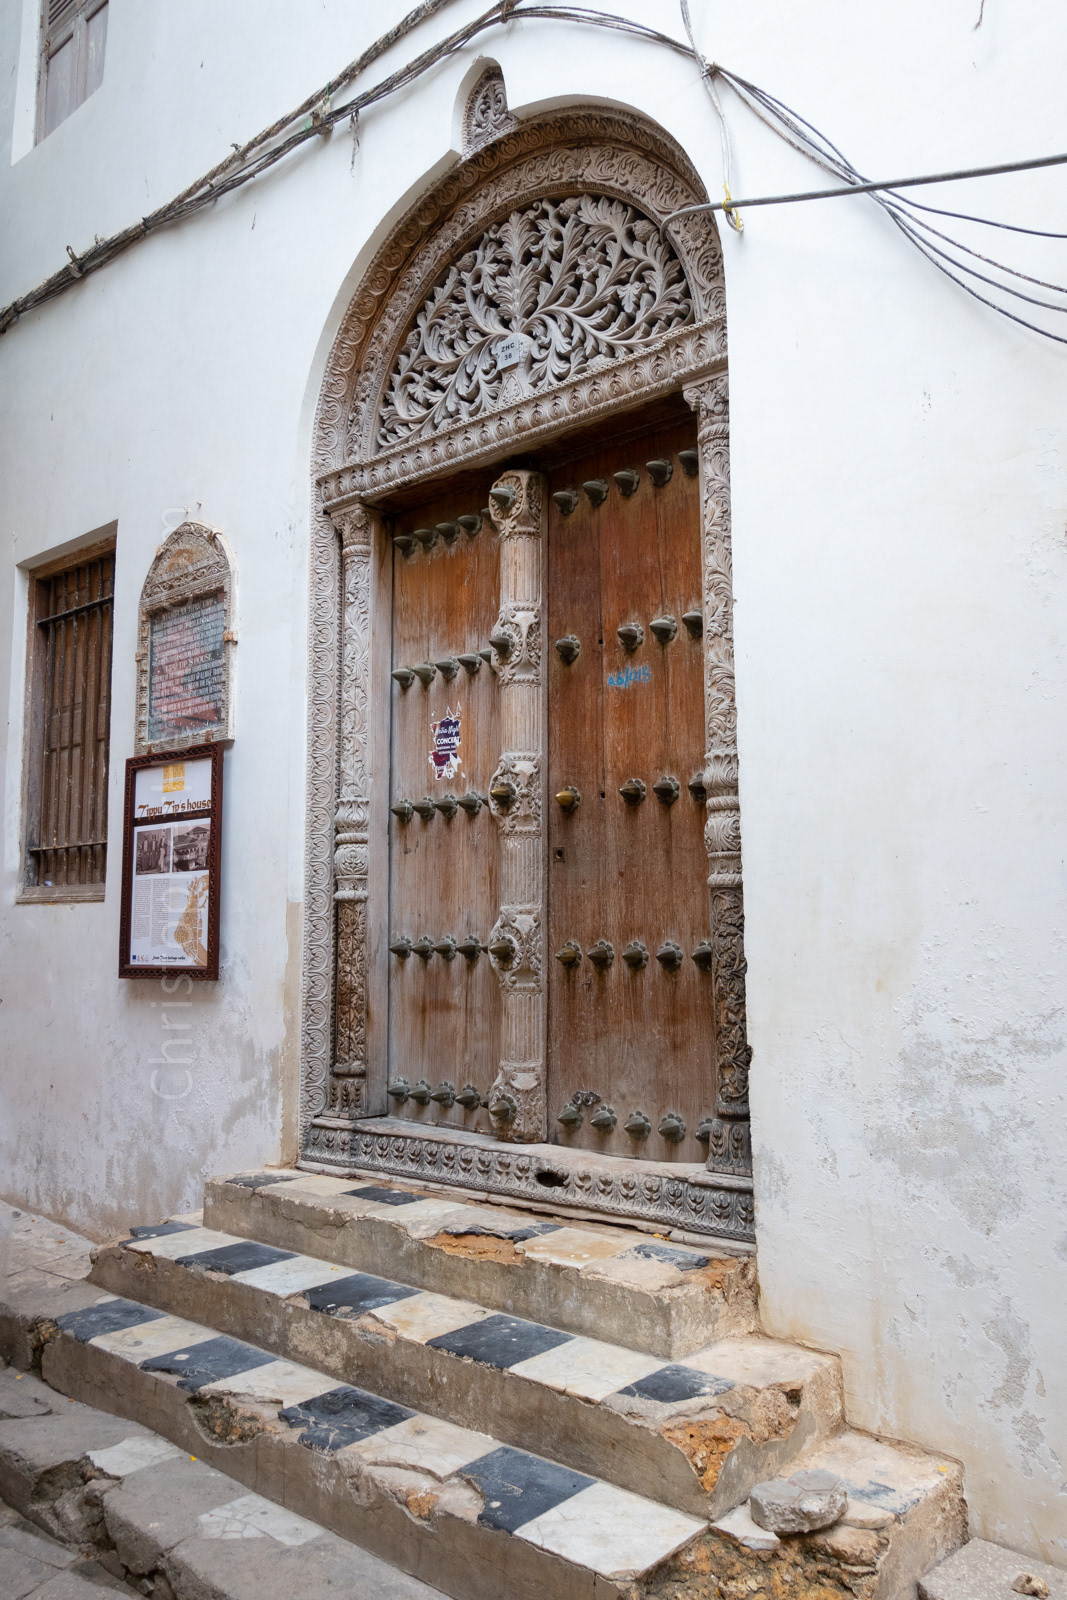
[118,743,223,980]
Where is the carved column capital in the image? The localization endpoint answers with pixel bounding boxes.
[329,500,374,552]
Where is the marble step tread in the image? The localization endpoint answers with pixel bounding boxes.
[0,1361,441,1600]
[203,1169,757,1358]
[91,1216,842,1519]
[41,1291,711,1600]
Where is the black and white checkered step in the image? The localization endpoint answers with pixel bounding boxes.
[46,1291,708,1598]
[90,1208,841,1519]
[204,1169,757,1359]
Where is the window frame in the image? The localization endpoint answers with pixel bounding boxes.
[19,535,117,905]
[36,0,108,144]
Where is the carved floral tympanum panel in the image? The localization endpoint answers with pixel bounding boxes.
[377,195,693,448]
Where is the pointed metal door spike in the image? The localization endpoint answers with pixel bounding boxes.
[555,635,580,664]
[552,490,579,516]
[390,800,414,822]
[678,449,699,477]
[391,667,415,689]
[646,458,673,487]
[612,468,640,496]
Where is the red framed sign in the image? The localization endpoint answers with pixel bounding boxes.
[118,743,223,980]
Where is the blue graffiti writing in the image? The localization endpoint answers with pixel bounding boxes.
[606,664,652,689]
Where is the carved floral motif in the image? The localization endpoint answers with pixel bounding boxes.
[378,195,692,448]
[462,65,515,156]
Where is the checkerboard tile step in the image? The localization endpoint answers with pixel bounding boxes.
[202,1170,757,1359]
[89,1217,842,1519]
[42,1291,708,1600]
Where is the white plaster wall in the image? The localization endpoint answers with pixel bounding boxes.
[0,0,1064,1564]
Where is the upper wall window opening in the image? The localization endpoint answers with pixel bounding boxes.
[38,0,108,142]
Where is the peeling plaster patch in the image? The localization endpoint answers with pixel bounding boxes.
[984,1299,1033,1411]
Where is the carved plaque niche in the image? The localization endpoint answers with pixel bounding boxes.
[135,523,236,754]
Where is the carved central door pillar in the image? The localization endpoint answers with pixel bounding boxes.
[485,470,547,1142]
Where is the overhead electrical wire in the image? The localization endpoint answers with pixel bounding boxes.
[1,0,1065,348]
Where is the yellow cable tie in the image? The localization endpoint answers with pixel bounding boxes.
[724,185,744,234]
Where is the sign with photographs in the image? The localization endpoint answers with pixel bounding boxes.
[118,743,223,980]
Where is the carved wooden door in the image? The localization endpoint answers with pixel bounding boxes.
[546,418,714,1159]
[386,482,504,1126]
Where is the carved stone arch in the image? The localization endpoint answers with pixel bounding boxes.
[303,107,753,1242]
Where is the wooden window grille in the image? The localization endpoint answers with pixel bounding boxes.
[38,0,108,142]
[23,546,115,900]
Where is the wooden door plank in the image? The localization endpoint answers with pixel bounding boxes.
[547,416,714,1163]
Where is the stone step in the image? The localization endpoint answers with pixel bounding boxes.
[90,1215,842,1520]
[0,1360,443,1600]
[711,1428,967,1599]
[40,1290,712,1600]
[203,1169,757,1358]
[35,1293,967,1600]
[919,1537,1067,1599]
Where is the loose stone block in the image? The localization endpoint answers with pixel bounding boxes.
[749,1467,847,1533]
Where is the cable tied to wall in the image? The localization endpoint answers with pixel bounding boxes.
[2,0,1067,344]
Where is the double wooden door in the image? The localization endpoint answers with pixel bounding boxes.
[385,416,715,1161]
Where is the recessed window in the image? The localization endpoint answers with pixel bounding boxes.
[38,0,108,141]
[21,543,115,902]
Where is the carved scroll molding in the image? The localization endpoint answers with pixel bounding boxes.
[326,503,375,1120]
[462,64,515,156]
[301,1120,755,1244]
[485,470,547,1143]
[684,374,752,1173]
[134,522,235,755]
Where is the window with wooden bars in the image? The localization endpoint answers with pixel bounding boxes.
[22,544,115,901]
[38,0,108,142]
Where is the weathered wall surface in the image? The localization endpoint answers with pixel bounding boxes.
[0,0,1064,1565]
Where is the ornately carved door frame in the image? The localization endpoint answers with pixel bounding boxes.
[300,103,754,1244]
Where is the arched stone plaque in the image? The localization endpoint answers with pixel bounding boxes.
[135,522,236,754]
